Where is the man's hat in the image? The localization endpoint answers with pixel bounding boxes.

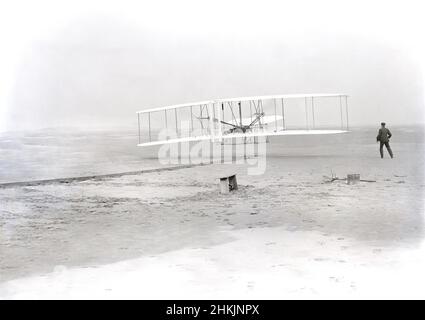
[381,122,386,126]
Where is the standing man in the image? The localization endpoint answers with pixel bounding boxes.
[376,122,393,159]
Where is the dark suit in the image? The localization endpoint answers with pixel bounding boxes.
[376,127,393,158]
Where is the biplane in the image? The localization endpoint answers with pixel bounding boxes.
[136,94,349,147]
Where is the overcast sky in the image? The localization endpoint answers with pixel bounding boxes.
[0,0,424,132]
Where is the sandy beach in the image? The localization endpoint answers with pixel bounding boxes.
[0,126,424,299]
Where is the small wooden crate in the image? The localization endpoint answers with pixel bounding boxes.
[219,175,238,194]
